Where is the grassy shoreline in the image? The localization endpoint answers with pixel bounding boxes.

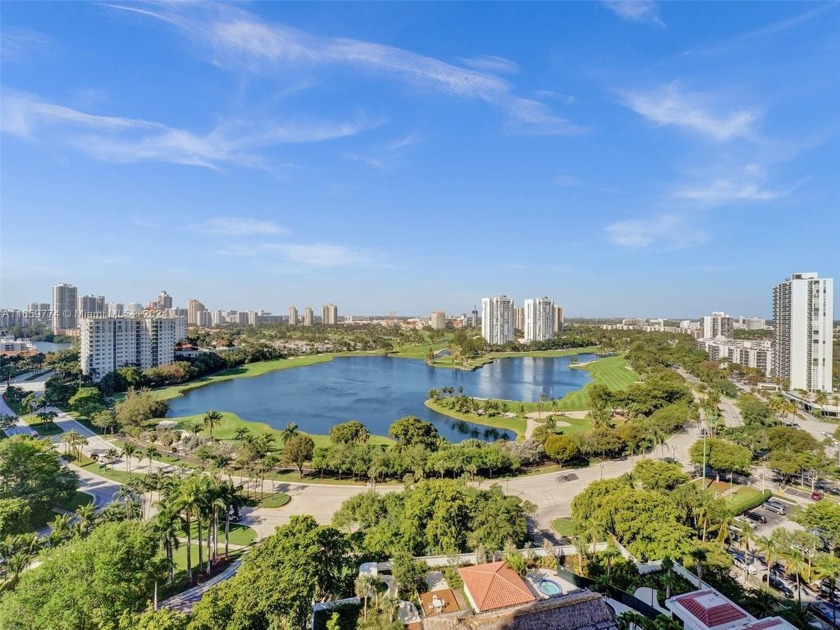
[147,346,630,446]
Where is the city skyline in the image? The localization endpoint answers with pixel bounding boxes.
[2,3,839,316]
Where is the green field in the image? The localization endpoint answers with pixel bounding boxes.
[424,400,527,439]
[425,346,601,371]
[557,355,640,411]
[249,492,291,509]
[552,517,575,537]
[183,521,257,546]
[55,491,94,513]
[20,413,63,436]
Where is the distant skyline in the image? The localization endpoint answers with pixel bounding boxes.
[2,2,838,317]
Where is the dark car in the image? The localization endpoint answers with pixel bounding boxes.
[743,511,767,524]
[768,575,794,599]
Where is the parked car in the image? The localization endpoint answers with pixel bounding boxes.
[769,575,795,599]
[763,500,787,515]
[730,551,757,575]
[811,491,824,501]
[819,579,840,600]
[743,511,767,524]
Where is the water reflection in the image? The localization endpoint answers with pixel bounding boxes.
[167,355,596,443]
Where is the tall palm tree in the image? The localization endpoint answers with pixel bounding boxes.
[234,428,249,442]
[152,503,183,585]
[755,534,779,585]
[781,547,807,604]
[175,475,201,582]
[74,503,97,537]
[738,521,756,583]
[218,479,243,560]
[203,410,223,439]
[142,445,158,473]
[814,552,840,628]
[280,423,298,444]
[121,442,138,473]
[689,547,708,588]
[47,513,73,547]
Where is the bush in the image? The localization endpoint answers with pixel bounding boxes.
[727,488,772,516]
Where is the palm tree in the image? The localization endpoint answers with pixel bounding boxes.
[755,534,779,585]
[152,503,183,584]
[814,552,840,628]
[218,479,243,560]
[175,475,201,582]
[738,521,756,584]
[689,547,708,588]
[781,547,807,604]
[74,503,97,537]
[203,410,223,439]
[780,602,814,629]
[280,422,299,444]
[142,445,159,473]
[234,428,249,442]
[355,574,380,621]
[121,442,138,473]
[47,513,73,547]
[815,390,828,407]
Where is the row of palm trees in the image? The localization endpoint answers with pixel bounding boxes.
[148,470,245,584]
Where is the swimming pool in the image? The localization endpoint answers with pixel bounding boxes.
[537,580,562,596]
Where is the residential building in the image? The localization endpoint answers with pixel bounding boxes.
[470,306,479,328]
[210,310,226,326]
[553,305,564,334]
[773,272,834,392]
[27,302,52,325]
[735,316,768,331]
[107,302,124,317]
[196,310,212,327]
[524,297,555,342]
[52,283,78,333]
[513,306,525,332]
[234,312,249,325]
[696,338,773,377]
[77,295,106,319]
[430,310,446,330]
[125,302,143,315]
[700,312,734,339]
[151,290,172,311]
[667,589,795,630]
[322,303,338,325]
[304,307,313,326]
[481,296,515,345]
[79,316,181,380]
[187,299,206,326]
[289,306,299,325]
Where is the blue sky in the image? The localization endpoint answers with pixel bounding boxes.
[1,1,838,318]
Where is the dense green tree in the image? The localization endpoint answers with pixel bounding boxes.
[794,500,840,552]
[544,435,579,465]
[0,497,32,537]
[767,426,821,454]
[283,434,315,478]
[329,421,371,445]
[0,520,167,630]
[114,388,169,428]
[189,515,353,630]
[0,435,77,524]
[118,608,190,630]
[388,416,441,450]
[67,386,106,416]
[631,459,690,492]
[736,395,774,426]
[689,439,752,481]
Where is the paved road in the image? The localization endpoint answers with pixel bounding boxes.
[161,557,244,613]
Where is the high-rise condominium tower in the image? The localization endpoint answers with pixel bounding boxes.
[303,307,313,326]
[430,311,446,330]
[187,299,206,325]
[80,316,180,381]
[52,283,78,333]
[524,297,555,342]
[322,304,338,325]
[772,272,834,392]
[289,306,299,325]
[481,296,515,345]
[700,312,734,339]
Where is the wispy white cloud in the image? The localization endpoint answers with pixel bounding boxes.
[672,163,795,206]
[621,82,759,141]
[341,152,388,170]
[601,1,666,28]
[606,213,706,249]
[106,3,585,136]
[189,217,287,236]
[459,55,519,75]
[554,174,581,187]
[1,90,373,169]
[0,27,55,63]
[218,241,379,268]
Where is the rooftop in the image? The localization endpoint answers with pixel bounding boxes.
[459,561,536,613]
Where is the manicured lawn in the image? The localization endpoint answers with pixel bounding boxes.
[557,355,640,411]
[390,343,449,360]
[251,492,291,509]
[76,456,145,484]
[552,517,575,537]
[183,521,257,546]
[20,414,63,436]
[424,400,527,439]
[55,491,94,513]
[161,411,394,450]
[148,355,339,402]
[172,544,247,575]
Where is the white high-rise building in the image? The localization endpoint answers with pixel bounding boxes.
[773,272,834,392]
[125,302,143,315]
[524,297,555,342]
[322,304,338,325]
[80,316,179,381]
[303,307,313,326]
[52,283,78,333]
[196,310,212,327]
[187,299,206,326]
[107,302,124,317]
[700,312,734,339]
[289,306,299,325]
[430,310,446,330]
[481,296,515,345]
[77,295,106,319]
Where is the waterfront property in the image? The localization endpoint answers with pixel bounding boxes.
[165,354,598,442]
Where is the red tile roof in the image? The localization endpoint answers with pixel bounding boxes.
[458,561,536,613]
[674,590,748,629]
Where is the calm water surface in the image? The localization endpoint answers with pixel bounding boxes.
[32,341,73,353]
[167,355,597,443]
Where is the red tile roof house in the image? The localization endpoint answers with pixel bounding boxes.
[666,590,796,630]
[459,561,537,613]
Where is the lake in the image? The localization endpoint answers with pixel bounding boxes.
[31,340,73,353]
[166,354,598,443]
